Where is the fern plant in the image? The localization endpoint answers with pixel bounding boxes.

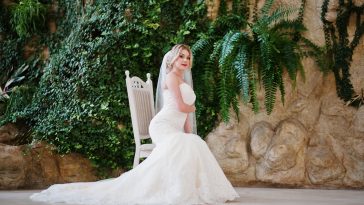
[193,0,308,122]
[10,0,46,37]
[192,0,248,127]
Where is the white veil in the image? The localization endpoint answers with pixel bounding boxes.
[155,51,197,134]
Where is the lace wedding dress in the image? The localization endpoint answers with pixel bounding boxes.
[31,83,239,205]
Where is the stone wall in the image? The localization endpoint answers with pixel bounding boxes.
[206,0,364,188]
[0,124,98,189]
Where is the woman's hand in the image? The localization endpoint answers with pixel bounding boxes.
[187,105,196,113]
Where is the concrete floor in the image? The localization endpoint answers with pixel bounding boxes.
[0,187,363,205]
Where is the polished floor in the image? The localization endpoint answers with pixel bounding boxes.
[0,187,363,205]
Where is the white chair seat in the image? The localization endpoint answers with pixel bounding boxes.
[140,143,156,151]
[139,143,156,158]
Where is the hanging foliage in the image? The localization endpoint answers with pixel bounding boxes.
[321,0,364,107]
[10,0,47,38]
[1,0,208,172]
[193,0,317,122]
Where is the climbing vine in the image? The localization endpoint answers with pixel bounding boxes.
[321,0,364,107]
[1,0,208,172]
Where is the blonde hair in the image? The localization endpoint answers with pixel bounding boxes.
[165,44,193,72]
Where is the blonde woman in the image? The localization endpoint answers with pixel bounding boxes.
[31,44,239,205]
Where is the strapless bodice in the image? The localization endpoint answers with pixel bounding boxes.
[149,83,196,144]
[162,83,196,108]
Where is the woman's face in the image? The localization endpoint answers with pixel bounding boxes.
[173,49,191,71]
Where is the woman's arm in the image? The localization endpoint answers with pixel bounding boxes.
[165,73,195,113]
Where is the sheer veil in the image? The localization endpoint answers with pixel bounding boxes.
[155,51,197,134]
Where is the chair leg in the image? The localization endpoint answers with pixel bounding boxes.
[133,148,140,168]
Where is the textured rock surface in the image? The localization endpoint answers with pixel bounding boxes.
[0,142,97,189]
[0,123,19,143]
[255,119,307,185]
[206,0,364,188]
[0,144,26,189]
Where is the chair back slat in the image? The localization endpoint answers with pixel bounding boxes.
[125,71,155,140]
[133,89,154,137]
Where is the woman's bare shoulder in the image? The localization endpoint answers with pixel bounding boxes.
[166,72,180,84]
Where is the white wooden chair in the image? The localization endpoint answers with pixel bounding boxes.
[125,70,156,168]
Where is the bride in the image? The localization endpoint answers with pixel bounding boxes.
[30,44,239,205]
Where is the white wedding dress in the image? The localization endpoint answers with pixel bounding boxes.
[31,83,239,205]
